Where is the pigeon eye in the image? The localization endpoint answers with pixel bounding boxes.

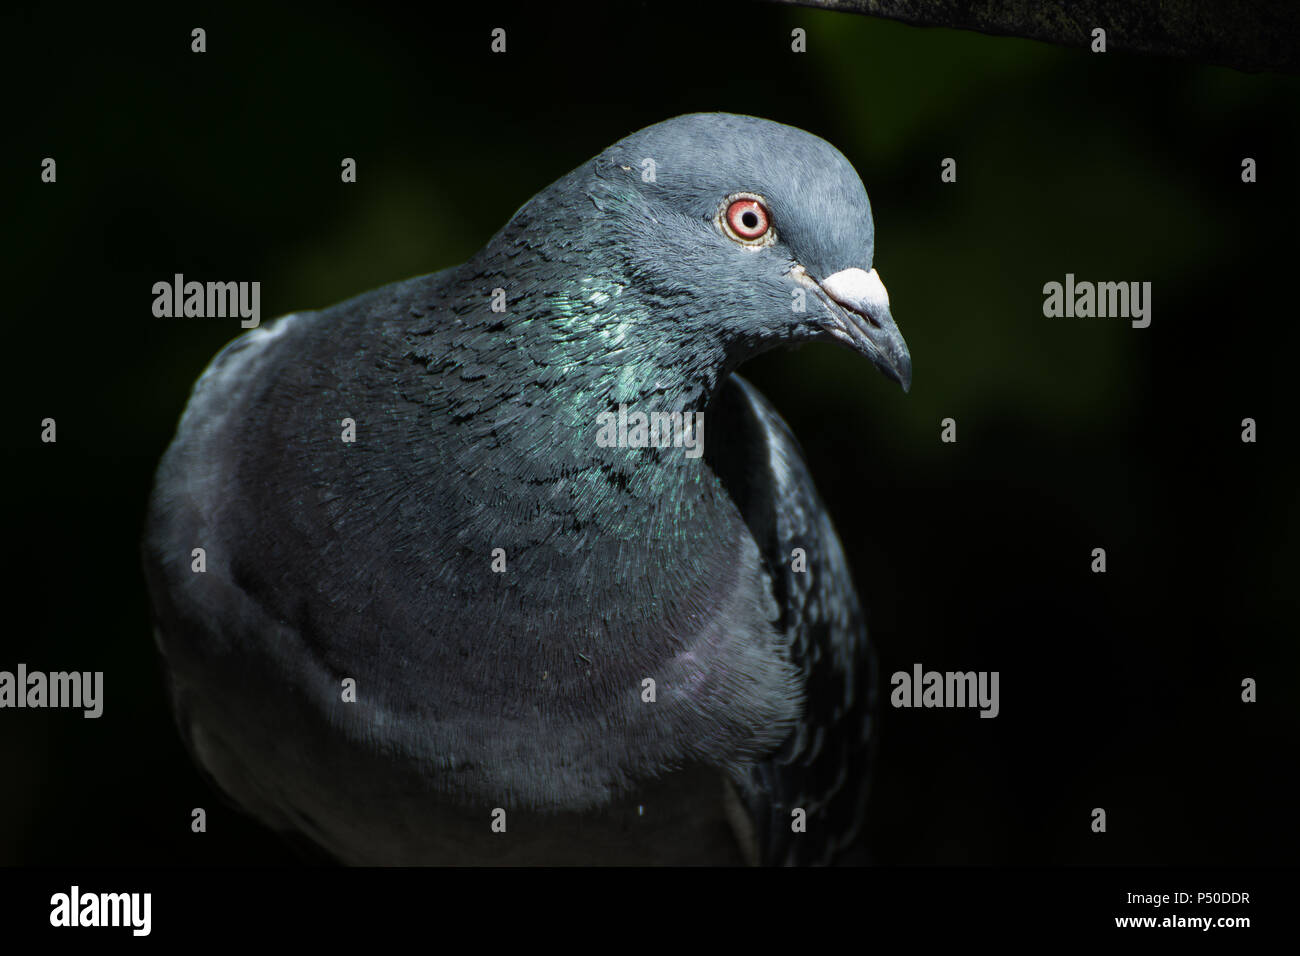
[720,195,773,245]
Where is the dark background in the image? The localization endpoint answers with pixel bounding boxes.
[3,0,1296,866]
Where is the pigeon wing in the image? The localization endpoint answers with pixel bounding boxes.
[708,374,878,866]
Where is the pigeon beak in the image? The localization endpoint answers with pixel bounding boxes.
[814,267,912,392]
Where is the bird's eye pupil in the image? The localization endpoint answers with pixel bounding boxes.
[742,212,758,228]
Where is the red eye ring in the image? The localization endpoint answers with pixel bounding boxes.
[724,197,771,242]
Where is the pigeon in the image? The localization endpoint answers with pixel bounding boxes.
[142,112,911,866]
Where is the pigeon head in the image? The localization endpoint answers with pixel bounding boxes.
[578,112,912,393]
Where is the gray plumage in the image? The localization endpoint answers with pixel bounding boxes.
[143,113,910,865]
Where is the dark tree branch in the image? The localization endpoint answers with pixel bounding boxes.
[771,0,1299,73]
